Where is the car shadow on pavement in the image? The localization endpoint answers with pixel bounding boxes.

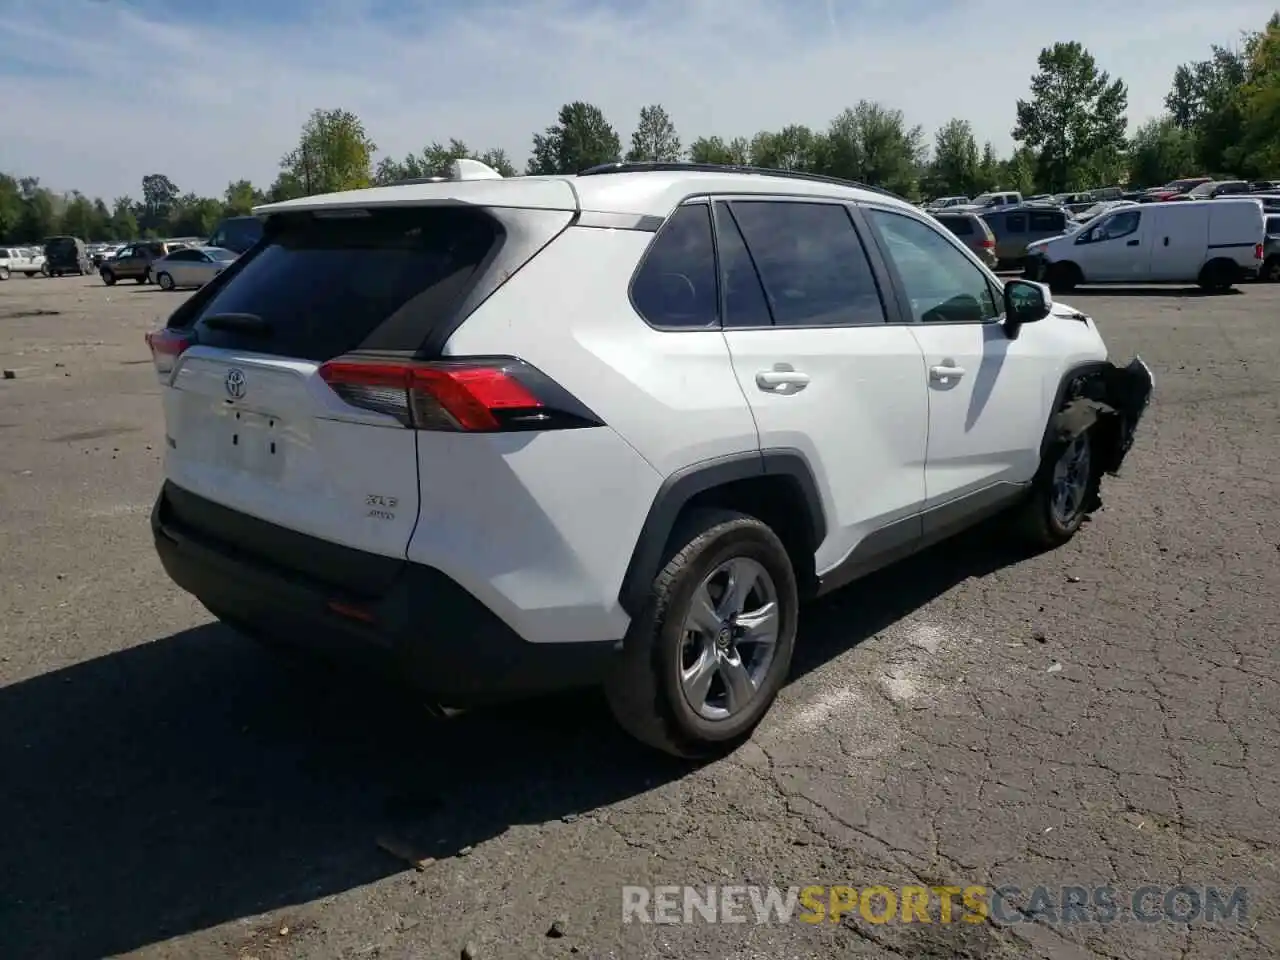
[0,526,1029,960]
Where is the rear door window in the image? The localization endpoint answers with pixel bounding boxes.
[726,200,886,327]
[186,206,502,361]
[1005,213,1027,233]
[1266,216,1280,234]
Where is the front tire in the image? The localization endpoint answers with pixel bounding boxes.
[0,266,9,281]
[1016,430,1098,548]
[605,509,798,758]
[1047,261,1081,293]
[100,268,116,286]
[157,271,175,291]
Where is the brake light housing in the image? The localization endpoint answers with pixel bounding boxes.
[145,328,193,378]
[318,356,604,432]
[1255,242,1264,260]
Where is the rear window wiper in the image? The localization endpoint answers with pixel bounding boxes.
[201,312,272,336]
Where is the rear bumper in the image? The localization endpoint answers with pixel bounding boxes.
[151,482,621,707]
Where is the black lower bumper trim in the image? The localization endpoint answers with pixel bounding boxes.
[152,482,621,707]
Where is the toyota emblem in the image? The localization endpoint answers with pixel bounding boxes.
[224,368,247,400]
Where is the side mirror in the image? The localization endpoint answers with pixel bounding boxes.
[1003,279,1051,338]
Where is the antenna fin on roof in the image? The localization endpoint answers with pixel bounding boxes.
[450,159,503,181]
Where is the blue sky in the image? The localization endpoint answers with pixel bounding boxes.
[0,0,1275,201]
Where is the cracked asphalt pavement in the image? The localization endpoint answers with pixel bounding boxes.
[1,276,1277,960]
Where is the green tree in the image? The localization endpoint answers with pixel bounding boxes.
[223,179,262,215]
[687,135,749,165]
[0,174,22,241]
[626,104,682,162]
[930,118,980,195]
[527,102,622,175]
[281,108,377,195]
[111,197,138,240]
[975,142,1001,190]
[1126,116,1195,187]
[1001,146,1040,194]
[1222,14,1280,176]
[17,188,56,242]
[140,173,179,232]
[474,148,516,177]
[816,103,923,196]
[59,192,96,238]
[749,125,820,170]
[1013,42,1129,192]
[267,171,305,203]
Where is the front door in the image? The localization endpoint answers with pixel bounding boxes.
[860,205,1046,518]
[713,197,929,573]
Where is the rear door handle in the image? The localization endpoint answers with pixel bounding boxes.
[929,364,965,383]
[755,368,810,393]
[1163,237,1170,246]
[1126,239,1139,246]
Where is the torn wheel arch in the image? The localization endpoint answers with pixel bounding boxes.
[1041,357,1155,478]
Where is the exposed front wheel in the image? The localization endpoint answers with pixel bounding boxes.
[0,266,9,281]
[1016,430,1098,548]
[157,271,175,291]
[1047,261,1081,293]
[605,509,798,758]
[100,269,116,286]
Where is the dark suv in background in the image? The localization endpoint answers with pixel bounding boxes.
[42,236,91,277]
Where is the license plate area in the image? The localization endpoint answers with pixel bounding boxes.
[227,407,285,479]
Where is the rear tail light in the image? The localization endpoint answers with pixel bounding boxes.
[1255,243,1265,260]
[980,239,995,248]
[317,357,604,432]
[145,328,193,377]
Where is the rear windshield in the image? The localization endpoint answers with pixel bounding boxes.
[1267,216,1280,233]
[210,216,264,254]
[935,215,974,236]
[44,237,77,252]
[186,207,501,362]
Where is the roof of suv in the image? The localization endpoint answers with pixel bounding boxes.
[253,165,918,220]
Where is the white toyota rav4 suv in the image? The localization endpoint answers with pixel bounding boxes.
[147,160,1153,758]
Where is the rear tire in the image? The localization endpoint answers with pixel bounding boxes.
[135,273,147,285]
[1047,261,1081,293]
[157,271,175,291]
[0,266,9,281]
[1015,429,1099,549]
[1263,256,1280,283]
[1197,259,1235,292]
[605,509,799,759]
[100,268,116,286]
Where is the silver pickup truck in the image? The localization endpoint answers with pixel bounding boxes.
[0,247,48,280]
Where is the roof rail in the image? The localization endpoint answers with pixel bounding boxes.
[389,176,450,185]
[576,161,906,201]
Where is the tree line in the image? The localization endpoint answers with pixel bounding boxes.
[1,12,1276,245]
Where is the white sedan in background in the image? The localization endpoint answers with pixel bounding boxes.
[152,246,238,290]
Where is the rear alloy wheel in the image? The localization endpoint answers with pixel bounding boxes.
[157,272,175,291]
[605,509,798,758]
[0,266,9,281]
[1017,429,1097,548]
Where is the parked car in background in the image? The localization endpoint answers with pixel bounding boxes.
[1187,179,1250,199]
[43,236,91,276]
[0,247,48,279]
[964,190,1023,212]
[980,204,1071,269]
[1147,177,1212,201]
[1249,193,1280,213]
[207,215,264,254]
[151,246,239,290]
[924,196,970,211]
[1073,199,1139,227]
[931,211,998,268]
[1262,213,1280,282]
[1024,198,1264,292]
[99,241,184,285]
[24,247,46,274]
[1250,180,1280,193]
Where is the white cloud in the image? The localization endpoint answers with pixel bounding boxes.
[0,0,1273,200]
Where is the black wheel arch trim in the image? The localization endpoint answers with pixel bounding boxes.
[618,448,827,619]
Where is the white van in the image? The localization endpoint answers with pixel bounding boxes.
[1024,198,1265,292]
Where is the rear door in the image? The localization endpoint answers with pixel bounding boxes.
[1150,205,1208,280]
[714,197,929,573]
[154,204,551,570]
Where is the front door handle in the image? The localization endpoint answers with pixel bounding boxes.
[755,367,810,393]
[1126,239,1139,246]
[1163,237,1170,246]
[929,364,966,383]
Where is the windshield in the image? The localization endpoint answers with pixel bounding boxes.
[1188,182,1217,197]
[205,247,238,261]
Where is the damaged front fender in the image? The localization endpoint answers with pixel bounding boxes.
[1050,357,1154,476]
